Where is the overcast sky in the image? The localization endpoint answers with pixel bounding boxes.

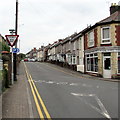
[1,0,120,53]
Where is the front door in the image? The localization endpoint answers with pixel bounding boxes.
[103,56,111,78]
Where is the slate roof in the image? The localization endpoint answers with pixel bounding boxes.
[82,10,120,34]
[97,11,120,24]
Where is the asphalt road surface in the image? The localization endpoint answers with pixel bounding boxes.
[24,62,118,119]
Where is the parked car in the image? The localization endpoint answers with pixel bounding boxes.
[28,58,36,62]
[24,58,28,62]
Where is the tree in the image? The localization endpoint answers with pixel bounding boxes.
[17,53,26,61]
[0,42,10,52]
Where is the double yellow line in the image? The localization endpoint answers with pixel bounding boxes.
[24,62,52,120]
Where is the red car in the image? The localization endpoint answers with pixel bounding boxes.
[24,58,28,62]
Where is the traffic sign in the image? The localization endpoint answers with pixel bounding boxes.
[5,35,19,47]
[12,48,20,53]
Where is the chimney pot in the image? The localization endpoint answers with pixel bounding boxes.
[110,2,120,15]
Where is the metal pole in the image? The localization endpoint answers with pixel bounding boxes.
[15,0,18,35]
[11,47,14,84]
[14,0,18,81]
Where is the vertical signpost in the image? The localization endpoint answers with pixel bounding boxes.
[14,0,19,81]
[5,35,19,84]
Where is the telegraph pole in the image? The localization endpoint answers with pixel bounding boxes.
[14,0,18,81]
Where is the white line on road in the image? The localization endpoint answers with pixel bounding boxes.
[32,79,93,88]
[71,93,112,120]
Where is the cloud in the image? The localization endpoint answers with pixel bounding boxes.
[1,0,120,53]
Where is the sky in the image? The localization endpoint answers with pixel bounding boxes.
[1,0,120,53]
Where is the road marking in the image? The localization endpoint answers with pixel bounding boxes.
[95,95,112,120]
[24,62,52,120]
[24,63,44,119]
[29,75,52,119]
[71,93,112,120]
[32,79,93,88]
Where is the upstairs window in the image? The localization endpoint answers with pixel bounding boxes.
[73,41,76,50]
[88,31,94,47]
[101,27,111,44]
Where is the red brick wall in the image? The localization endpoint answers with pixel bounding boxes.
[94,28,97,47]
[84,34,88,50]
[115,25,120,46]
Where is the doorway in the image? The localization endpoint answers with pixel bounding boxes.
[103,55,111,78]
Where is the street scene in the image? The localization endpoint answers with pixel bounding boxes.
[2,62,119,119]
[0,0,120,120]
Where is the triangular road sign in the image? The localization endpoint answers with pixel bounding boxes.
[5,35,19,47]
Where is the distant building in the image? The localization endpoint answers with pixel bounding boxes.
[37,46,44,62]
[26,47,37,60]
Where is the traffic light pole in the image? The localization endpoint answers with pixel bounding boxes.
[14,0,18,81]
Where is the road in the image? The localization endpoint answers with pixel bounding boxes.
[24,62,118,119]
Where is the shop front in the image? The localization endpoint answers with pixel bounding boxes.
[85,47,120,79]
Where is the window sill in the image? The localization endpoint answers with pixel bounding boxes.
[101,42,111,45]
[88,46,94,48]
[86,71,98,74]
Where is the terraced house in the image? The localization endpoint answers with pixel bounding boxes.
[84,3,120,78]
[71,32,85,73]
[26,3,120,79]
[62,33,77,67]
[37,46,44,62]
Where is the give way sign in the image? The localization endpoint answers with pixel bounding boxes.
[5,35,19,47]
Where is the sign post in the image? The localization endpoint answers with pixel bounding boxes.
[5,35,19,84]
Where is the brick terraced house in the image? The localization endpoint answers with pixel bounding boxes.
[84,3,120,78]
[26,3,120,79]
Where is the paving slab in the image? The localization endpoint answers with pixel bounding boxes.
[2,62,33,118]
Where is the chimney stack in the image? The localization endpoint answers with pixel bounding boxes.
[110,2,120,15]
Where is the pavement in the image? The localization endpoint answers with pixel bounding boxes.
[2,62,33,118]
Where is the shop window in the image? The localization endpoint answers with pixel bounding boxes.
[94,57,98,72]
[86,53,98,72]
[101,27,111,44]
[118,52,120,73]
[87,58,91,71]
[88,31,94,47]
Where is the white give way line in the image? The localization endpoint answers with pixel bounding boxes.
[71,93,112,120]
